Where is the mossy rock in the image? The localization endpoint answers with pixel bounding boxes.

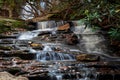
[0,17,27,33]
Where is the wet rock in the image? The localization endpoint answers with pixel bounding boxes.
[0,71,28,80]
[98,74,114,80]
[87,73,95,79]
[57,23,71,33]
[0,46,13,50]
[38,31,51,36]
[1,51,36,60]
[27,22,37,31]
[27,73,50,80]
[0,50,4,54]
[6,67,21,75]
[28,41,44,50]
[63,34,79,45]
[63,74,70,79]
[2,60,12,65]
[0,39,14,44]
[76,54,100,61]
[0,35,17,39]
[9,54,36,60]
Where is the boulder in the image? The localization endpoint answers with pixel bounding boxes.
[76,54,100,61]
[0,72,28,80]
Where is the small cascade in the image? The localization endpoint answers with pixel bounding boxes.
[18,21,67,40]
[56,75,62,80]
[37,21,49,29]
[36,45,75,61]
[73,21,107,54]
[37,21,66,29]
[48,62,98,80]
[43,45,53,51]
[48,62,63,80]
[18,28,53,40]
[18,31,40,40]
[36,51,75,61]
[37,21,56,29]
[82,27,106,54]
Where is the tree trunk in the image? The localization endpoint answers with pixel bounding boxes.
[8,9,13,18]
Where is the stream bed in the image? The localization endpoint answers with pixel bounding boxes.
[0,21,120,80]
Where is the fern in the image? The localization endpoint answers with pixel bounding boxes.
[108,28,120,40]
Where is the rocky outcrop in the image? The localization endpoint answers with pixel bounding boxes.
[0,72,28,80]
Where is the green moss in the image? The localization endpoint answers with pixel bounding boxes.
[11,20,26,28]
[0,17,27,33]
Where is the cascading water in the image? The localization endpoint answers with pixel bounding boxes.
[17,20,109,61]
[37,21,66,29]
[18,28,54,40]
[18,31,40,40]
[17,21,75,61]
[81,27,106,54]
[47,62,98,80]
[18,21,66,40]
[3,20,120,80]
[36,45,75,61]
[73,21,107,54]
[43,45,53,51]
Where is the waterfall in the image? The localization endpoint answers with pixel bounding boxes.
[18,28,53,40]
[17,20,109,61]
[18,21,66,40]
[17,31,40,40]
[73,21,107,54]
[43,45,53,51]
[81,27,106,54]
[55,74,62,80]
[36,45,75,61]
[37,21,66,29]
[37,21,49,29]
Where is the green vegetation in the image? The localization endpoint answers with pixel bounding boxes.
[0,0,120,40]
[70,0,120,41]
[0,17,27,33]
[0,0,25,18]
[108,28,120,40]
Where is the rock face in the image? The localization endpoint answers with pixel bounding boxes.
[0,72,28,80]
[76,54,100,61]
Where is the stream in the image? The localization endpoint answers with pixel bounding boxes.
[0,21,120,80]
